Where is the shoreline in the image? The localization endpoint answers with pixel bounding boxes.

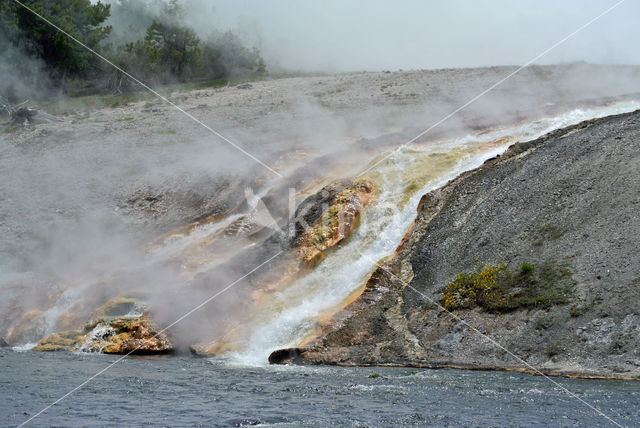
[270,347,640,381]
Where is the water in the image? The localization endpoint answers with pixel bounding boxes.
[2,349,638,427]
[220,100,640,363]
[18,100,640,362]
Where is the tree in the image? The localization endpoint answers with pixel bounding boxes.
[1,0,267,96]
[144,19,200,78]
[0,0,112,79]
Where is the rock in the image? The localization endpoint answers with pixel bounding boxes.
[91,296,140,319]
[33,323,97,352]
[196,178,377,355]
[292,179,376,266]
[0,337,8,347]
[94,316,172,354]
[33,296,172,354]
[236,83,253,89]
[34,315,172,354]
[268,348,302,364]
[118,174,249,233]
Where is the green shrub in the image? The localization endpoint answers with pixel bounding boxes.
[535,315,555,330]
[521,262,535,274]
[569,301,596,317]
[531,223,566,247]
[441,261,574,313]
[441,263,506,310]
[610,333,633,355]
[546,341,565,357]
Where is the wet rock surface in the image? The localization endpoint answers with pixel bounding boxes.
[34,315,172,354]
[292,179,376,266]
[272,110,640,379]
[33,297,172,354]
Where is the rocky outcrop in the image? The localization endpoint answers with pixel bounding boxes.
[270,110,640,379]
[98,316,171,354]
[33,297,172,354]
[292,179,375,266]
[118,174,251,233]
[34,315,172,354]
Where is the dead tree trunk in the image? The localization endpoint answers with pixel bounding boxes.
[0,97,61,126]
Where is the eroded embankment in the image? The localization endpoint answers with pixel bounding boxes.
[270,110,640,380]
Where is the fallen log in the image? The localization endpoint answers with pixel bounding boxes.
[0,97,62,126]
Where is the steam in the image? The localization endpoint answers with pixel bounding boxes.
[182,0,640,72]
[0,33,57,102]
[2,0,640,350]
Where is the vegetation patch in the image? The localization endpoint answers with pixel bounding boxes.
[441,261,574,312]
[41,92,153,115]
[520,262,535,274]
[569,302,594,318]
[610,333,634,355]
[546,341,565,357]
[530,223,567,247]
[0,124,23,134]
[156,128,177,135]
[535,315,556,330]
[1,0,266,100]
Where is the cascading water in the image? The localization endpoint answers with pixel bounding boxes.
[25,100,640,358]
[214,100,640,365]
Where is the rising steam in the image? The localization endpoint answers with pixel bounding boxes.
[2,0,640,354]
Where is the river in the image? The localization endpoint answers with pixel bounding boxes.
[2,348,639,427]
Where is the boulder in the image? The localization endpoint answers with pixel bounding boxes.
[100,316,172,354]
[34,315,172,354]
[292,179,375,266]
[33,296,172,354]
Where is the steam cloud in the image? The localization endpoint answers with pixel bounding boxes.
[2,0,640,348]
[183,0,640,72]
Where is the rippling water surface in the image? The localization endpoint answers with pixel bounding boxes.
[2,349,639,427]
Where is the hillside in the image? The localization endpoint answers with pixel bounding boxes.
[271,110,640,379]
